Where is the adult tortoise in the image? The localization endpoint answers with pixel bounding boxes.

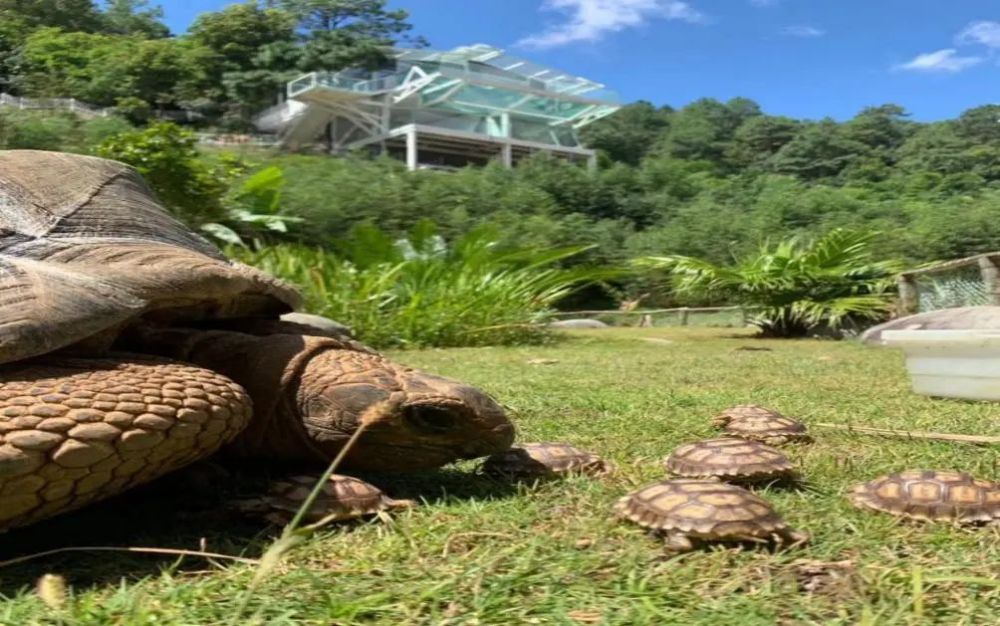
[0,150,515,531]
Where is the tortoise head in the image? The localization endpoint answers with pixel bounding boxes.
[295,349,515,471]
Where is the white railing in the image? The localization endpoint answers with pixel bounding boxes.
[0,93,112,117]
[194,132,278,147]
[0,93,204,122]
[286,71,403,99]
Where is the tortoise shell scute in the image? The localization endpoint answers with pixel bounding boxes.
[482,442,612,479]
[664,438,794,481]
[615,479,800,544]
[849,470,1000,524]
[713,406,811,444]
[263,474,406,522]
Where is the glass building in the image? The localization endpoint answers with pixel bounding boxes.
[254,44,621,170]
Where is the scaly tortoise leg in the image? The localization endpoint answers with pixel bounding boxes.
[0,355,252,531]
[662,532,695,554]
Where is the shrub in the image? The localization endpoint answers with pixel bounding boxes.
[96,122,229,225]
[0,110,76,150]
[637,229,903,337]
[232,225,606,348]
[0,110,134,153]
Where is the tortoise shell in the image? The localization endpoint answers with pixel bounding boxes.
[482,442,612,480]
[664,438,794,482]
[849,470,1000,524]
[711,405,781,426]
[0,150,300,366]
[614,478,808,552]
[238,474,414,525]
[712,406,811,445]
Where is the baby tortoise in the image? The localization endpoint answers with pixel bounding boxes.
[235,474,415,526]
[665,437,795,483]
[712,405,811,445]
[481,442,613,481]
[615,478,809,553]
[849,470,1000,524]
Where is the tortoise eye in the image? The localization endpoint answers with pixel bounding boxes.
[404,405,459,433]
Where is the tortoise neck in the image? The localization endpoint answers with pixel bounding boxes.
[130,327,334,463]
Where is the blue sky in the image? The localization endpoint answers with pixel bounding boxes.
[159,0,1000,121]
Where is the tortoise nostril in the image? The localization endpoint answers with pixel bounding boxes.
[404,404,459,433]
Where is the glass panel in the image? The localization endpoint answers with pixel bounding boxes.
[447,85,527,110]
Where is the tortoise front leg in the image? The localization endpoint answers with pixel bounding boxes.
[0,355,252,531]
[662,532,695,554]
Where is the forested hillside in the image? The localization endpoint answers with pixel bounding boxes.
[2,1,1000,275]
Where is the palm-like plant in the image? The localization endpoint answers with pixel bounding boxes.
[637,229,903,337]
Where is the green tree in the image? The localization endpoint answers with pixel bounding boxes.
[280,0,424,70]
[279,0,416,39]
[578,101,671,165]
[728,115,800,169]
[0,0,103,32]
[96,122,229,225]
[189,1,296,72]
[841,104,912,153]
[954,105,1000,143]
[657,98,761,166]
[189,1,297,122]
[0,12,28,91]
[15,28,124,100]
[896,122,971,176]
[101,0,169,38]
[122,38,212,108]
[16,28,210,108]
[768,119,866,180]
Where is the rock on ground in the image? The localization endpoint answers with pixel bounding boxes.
[547,319,610,329]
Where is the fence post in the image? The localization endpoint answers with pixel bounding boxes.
[897,275,920,316]
[978,255,1000,306]
[679,307,690,326]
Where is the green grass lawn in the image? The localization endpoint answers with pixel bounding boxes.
[1,328,999,625]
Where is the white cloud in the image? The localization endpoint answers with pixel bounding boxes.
[518,0,705,49]
[956,21,1000,49]
[782,25,824,38]
[894,48,983,73]
[750,0,779,7]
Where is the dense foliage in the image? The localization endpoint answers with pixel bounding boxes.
[638,230,902,337]
[0,0,420,127]
[231,225,604,348]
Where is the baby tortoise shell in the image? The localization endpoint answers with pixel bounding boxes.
[235,474,414,526]
[664,438,795,483]
[712,405,811,445]
[614,478,809,553]
[482,442,613,480]
[849,470,1000,524]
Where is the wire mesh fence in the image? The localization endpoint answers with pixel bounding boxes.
[914,266,990,312]
[896,252,1000,316]
[548,307,750,328]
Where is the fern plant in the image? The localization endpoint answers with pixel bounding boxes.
[636,229,903,337]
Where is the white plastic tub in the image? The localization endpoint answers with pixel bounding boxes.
[882,329,1000,401]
